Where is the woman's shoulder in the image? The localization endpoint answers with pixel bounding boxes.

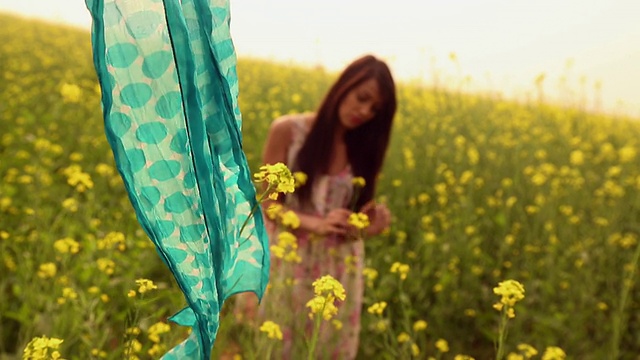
[272,112,314,126]
[270,112,315,135]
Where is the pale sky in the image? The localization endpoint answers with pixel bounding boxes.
[1,0,639,117]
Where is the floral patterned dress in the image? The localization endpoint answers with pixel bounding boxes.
[262,114,365,359]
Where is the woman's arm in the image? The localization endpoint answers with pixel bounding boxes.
[360,201,392,236]
[266,206,352,236]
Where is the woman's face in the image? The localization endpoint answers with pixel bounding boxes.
[338,78,382,130]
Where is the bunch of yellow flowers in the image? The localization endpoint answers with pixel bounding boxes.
[493,279,525,318]
[254,163,295,200]
[22,336,64,360]
[305,275,346,320]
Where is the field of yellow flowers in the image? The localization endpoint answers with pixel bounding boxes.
[1,13,640,360]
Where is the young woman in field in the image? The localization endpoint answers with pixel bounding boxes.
[259,54,397,359]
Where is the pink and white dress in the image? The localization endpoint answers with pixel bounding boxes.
[263,114,365,360]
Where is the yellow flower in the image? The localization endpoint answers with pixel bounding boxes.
[97,231,126,251]
[465,225,476,236]
[312,275,346,301]
[280,210,300,229]
[254,163,295,199]
[95,163,115,176]
[96,258,115,275]
[270,244,284,258]
[53,237,80,254]
[135,279,157,294]
[367,301,387,316]
[413,320,428,332]
[4,254,16,272]
[374,319,388,332]
[618,145,636,163]
[344,255,358,274]
[507,353,524,360]
[22,335,65,360]
[125,339,143,353]
[91,349,107,358]
[435,338,449,353]
[271,231,300,263]
[306,275,345,321]
[493,279,525,307]
[17,174,32,184]
[362,267,378,287]
[493,279,525,318]
[126,327,141,336]
[0,197,11,211]
[348,212,370,230]
[390,262,410,280]
[62,165,94,192]
[293,171,307,187]
[147,322,170,343]
[467,147,480,165]
[331,319,343,330]
[148,344,166,357]
[265,204,283,220]
[541,346,566,360]
[517,343,538,358]
[531,172,547,186]
[283,251,301,264]
[352,176,366,187]
[37,262,57,278]
[127,290,137,298]
[397,332,410,343]
[60,82,82,103]
[61,198,79,212]
[454,355,475,360]
[259,320,283,340]
[423,232,436,243]
[69,152,84,162]
[569,150,584,165]
[411,343,420,356]
[305,295,338,320]
[56,276,70,286]
[62,287,77,300]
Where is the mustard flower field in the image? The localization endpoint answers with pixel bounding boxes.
[1,14,640,360]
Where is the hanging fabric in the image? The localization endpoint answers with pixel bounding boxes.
[85,0,269,358]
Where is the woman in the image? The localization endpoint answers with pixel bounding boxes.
[258,54,396,359]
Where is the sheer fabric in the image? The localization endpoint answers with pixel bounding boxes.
[85,1,269,358]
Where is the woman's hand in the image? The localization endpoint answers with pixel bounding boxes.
[312,208,353,236]
[360,201,391,236]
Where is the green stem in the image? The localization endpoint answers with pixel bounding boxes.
[238,185,272,240]
[349,187,362,211]
[611,236,640,359]
[307,308,324,360]
[264,343,273,360]
[495,309,508,360]
[399,279,411,334]
[123,299,141,358]
[380,313,400,358]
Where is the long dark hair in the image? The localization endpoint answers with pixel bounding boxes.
[293,55,397,210]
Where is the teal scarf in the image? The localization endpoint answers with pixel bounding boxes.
[85,0,269,358]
